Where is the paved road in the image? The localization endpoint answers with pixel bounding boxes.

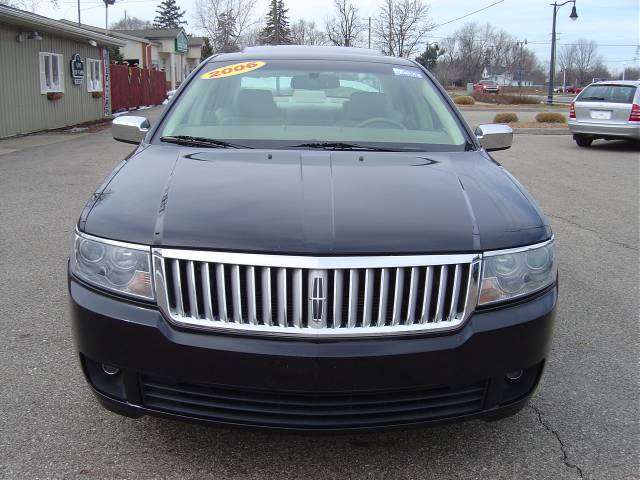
[0,118,638,479]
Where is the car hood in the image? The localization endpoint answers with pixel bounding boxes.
[80,145,550,254]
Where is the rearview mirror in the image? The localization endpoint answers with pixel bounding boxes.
[112,116,150,144]
[475,124,513,152]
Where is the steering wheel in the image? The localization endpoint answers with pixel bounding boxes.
[357,117,406,129]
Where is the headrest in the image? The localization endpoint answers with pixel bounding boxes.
[342,92,389,120]
[291,74,340,90]
[236,89,279,117]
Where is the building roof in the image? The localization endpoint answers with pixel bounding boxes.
[59,20,162,46]
[0,4,125,47]
[119,28,186,40]
[188,36,205,47]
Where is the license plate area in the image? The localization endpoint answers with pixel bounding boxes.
[590,110,612,120]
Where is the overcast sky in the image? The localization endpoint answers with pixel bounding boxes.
[39,0,639,73]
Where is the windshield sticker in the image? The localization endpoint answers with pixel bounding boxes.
[392,67,424,79]
[201,61,266,80]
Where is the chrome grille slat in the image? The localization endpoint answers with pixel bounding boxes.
[246,266,257,325]
[377,268,389,327]
[277,267,287,327]
[231,265,242,323]
[434,265,448,323]
[419,266,434,324]
[157,251,480,335]
[448,264,462,321]
[406,267,419,325]
[201,263,214,321]
[347,269,359,328]
[261,267,272,326]
[292,268,303,328]
[186,260,198,318]
[215,263,227,322]
[171,259,184,317]
[333,269,343,328]
[362,269,374,327]
[391,268,404,326]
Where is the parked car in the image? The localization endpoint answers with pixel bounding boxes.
[69,45,557,431]
[474,79,500,93]
[565,85,583,94]
[568,80,640,147]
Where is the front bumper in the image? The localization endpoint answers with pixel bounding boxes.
[69,276,556,432]
[568,120,640,140]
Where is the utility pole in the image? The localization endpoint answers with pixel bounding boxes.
[517,39,527,92]
[77,0,81,26]
[547,1,578,105]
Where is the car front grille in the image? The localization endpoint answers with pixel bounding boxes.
[140,376,488,429]
[152,250,481,336]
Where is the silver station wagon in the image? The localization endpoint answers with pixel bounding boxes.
[568,80,640,147]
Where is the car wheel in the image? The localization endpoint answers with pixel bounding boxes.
[574,135,593,147]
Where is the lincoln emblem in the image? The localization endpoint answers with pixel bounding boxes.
[310,276,325,323]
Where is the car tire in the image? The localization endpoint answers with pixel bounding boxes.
[574,135,593,147]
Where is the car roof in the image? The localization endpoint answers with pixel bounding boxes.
[589,80,640,87]
[205,45,417,67]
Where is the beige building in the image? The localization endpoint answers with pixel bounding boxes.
[59,23,205,90]
[115,28,204,90]
[0,5,125,138]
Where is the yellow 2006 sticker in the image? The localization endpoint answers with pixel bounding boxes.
[201,61,266,80]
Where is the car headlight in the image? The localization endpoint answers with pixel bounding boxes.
[70,232,154,300]
[479,239,556,305]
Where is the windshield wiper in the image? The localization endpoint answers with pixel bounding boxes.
[290,141,396,152]
[160,135,251,149]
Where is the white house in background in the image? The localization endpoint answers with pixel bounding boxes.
[481,66,533,87]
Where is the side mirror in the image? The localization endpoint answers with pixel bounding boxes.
[475,124,513,152]
[112,116,150,144]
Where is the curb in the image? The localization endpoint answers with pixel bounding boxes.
[513,128,571,135]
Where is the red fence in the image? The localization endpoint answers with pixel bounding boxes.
[110,65,167,112]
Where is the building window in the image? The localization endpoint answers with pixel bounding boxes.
[39,52,64,94]
[86,58,103,92]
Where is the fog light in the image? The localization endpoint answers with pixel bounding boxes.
[505,370,523,382]
[102,363,120,376]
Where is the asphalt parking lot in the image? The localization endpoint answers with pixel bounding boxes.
[0,117,638,479]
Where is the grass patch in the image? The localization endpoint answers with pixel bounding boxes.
[454,95,475,105]
[472,92,541,105]
[493,112,519,123]
[535,112,567,123]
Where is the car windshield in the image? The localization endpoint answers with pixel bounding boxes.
[578,84,637,103]
[159,59,467,151]
[480,80,495,85]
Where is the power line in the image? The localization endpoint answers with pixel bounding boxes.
[432,0,506,29]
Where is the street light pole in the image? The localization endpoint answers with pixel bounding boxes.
[517,39,527,92]
[547,0,578,105]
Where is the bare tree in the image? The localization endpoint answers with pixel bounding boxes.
[110,16,152,30]
[573,39,601,85]
[0,0,58,10]
[291,20,327,45]
[374,0,434,57]
[195,0,254,53]
[325,0,364,47]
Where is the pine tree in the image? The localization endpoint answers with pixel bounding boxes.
[258,0,292,45]
[200,37,214,61]
[415,44,440,70]
[153,0,186,29]
[213,12,240,53]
